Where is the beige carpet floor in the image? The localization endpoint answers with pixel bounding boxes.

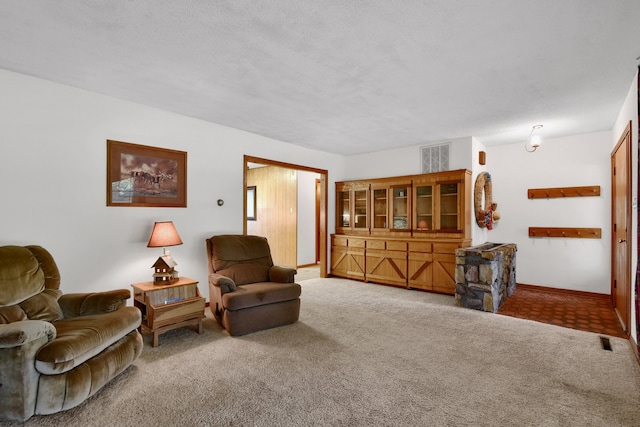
[4,278,640,426]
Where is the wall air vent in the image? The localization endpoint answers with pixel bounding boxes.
[421,143,450,173]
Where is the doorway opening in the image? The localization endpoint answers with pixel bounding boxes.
[243,155,328,278]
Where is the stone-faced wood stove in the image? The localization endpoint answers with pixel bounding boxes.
[455,243,517,313]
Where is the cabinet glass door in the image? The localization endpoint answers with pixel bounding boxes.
[439,183,459,230]
[372,188,388,229]
[415,185,433,230]
[337,190,350,228]
[392,186,410,230]
[354,190,368,229]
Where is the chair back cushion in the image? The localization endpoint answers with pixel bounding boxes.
[209,235,274,285]
[0,245,64,323]
[0,246,46,307]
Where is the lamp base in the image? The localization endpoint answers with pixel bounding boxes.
[152,269,179,286]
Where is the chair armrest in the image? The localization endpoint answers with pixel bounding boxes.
[208,273,237,294]
[0,320,56,349]
[269,266,297,283]
[58,289,131,318]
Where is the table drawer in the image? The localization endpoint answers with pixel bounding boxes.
[147,296,205,329]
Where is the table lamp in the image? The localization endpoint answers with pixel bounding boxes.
[147,221,183,285]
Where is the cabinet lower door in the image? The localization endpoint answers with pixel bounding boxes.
[346,248,366,280]
[408,251,433,290]
[365,249,407,287]
[331,245,349,277]
[432,253,457,294]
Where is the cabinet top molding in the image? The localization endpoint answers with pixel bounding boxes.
[527,186,600,199]
[336,169,471,186]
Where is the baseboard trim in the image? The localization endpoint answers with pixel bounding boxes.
[630,336,640,365]
[515,283,610,300]
[297,263,319,269]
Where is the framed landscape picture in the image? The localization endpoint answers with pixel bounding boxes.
[107,140,187,207]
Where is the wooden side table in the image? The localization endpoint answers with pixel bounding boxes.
[131,277,205,347]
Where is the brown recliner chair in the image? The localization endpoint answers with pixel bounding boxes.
[0,245,143,422]
[206,235,301,336]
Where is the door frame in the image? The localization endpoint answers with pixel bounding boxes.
[243,155,329,278]
[316,178,322,263]
[611,120,632,332]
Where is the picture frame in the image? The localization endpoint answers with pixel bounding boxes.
[247,186,257,220]
[107,140,187,207]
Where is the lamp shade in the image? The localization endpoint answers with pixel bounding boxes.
[147,221,183,248]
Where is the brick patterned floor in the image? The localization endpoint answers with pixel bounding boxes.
[497,285,627,339]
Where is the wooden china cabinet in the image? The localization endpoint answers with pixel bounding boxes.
[331,169,471,295]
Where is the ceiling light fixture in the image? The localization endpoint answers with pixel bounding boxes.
[525,125,543,152]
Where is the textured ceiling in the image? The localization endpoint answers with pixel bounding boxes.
[1,1,639,155]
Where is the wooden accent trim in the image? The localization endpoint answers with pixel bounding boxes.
[245,155,325,174]
[528,227,601,239]
[527,186,600,199]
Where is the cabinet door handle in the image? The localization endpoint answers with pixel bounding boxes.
[618,239,626,243]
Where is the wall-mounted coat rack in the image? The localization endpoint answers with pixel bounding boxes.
[527,185,600,199]
[528,227,602,239]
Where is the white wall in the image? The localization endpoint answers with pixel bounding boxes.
[612,71,638,344]
[471,136,489,245]
[487,131,612,294]
[344,137,473,179]
[0,70,344,299]
[297,171,320,266]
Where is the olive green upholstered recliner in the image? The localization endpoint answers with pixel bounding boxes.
[0,245,143,422]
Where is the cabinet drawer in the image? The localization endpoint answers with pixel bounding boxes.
[387,241,407,251]
[367,240,386,250]
[408,241,432,253]
[348,238,366,248]
[408,251,433,262]
[333,236,348,247]
[147,297,205,329]
[433,243,461,253]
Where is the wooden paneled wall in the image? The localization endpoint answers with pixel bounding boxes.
[246,165,297,267]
